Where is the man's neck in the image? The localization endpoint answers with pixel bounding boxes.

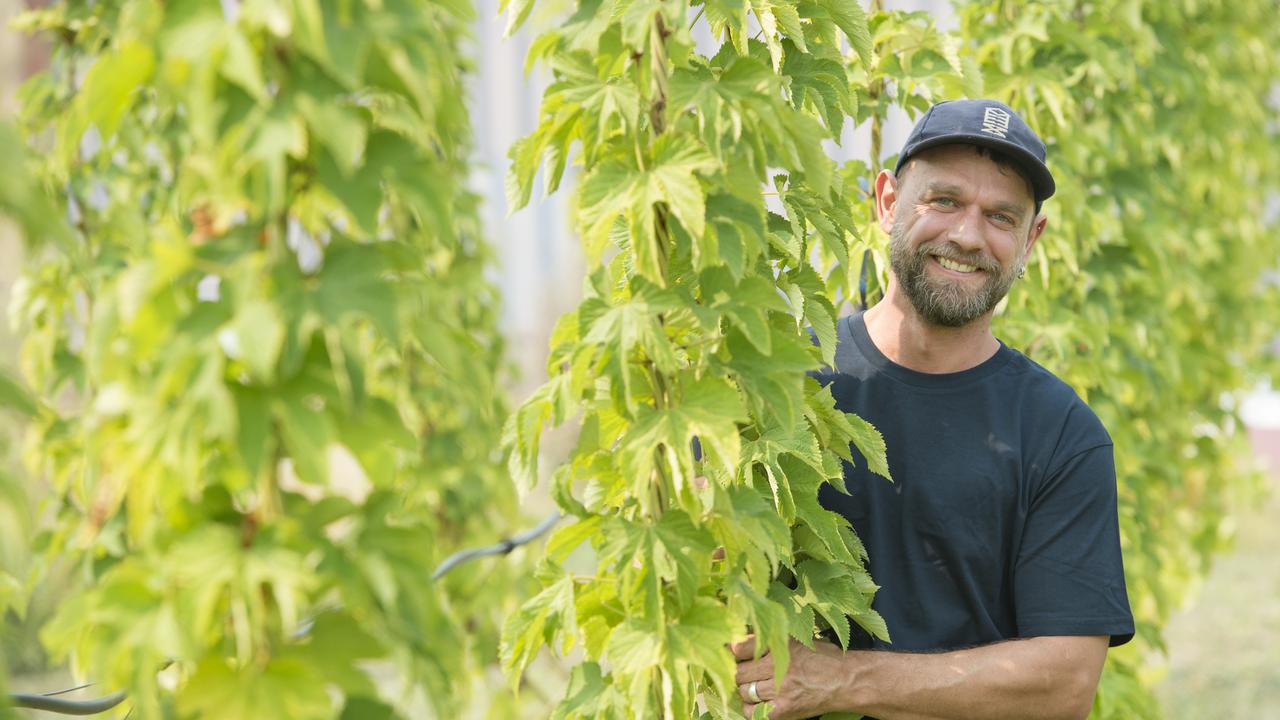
[862,287,1001,374]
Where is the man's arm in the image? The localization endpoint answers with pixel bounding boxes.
[732,635,1108,720]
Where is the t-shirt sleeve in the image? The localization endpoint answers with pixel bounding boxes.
[1013,443,1135,647]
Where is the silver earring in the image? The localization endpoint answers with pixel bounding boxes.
[1017,266,1026,279]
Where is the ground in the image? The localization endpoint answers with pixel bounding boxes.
[1155,423,1280,719]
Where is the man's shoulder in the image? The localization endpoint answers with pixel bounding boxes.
[1001,346,1113,458]
[1000,346,1085,401]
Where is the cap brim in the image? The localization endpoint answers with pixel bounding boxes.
[895,132,1056,203]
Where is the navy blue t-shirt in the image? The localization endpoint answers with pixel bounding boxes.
[814,313,1134,652]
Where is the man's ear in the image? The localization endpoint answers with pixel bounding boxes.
[874,169,899,235]
[1025,212,1048,256]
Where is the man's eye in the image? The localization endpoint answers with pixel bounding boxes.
[933,197,957,207]
[990,213,1014,225]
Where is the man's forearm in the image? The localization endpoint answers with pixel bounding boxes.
[831,636,1107,720]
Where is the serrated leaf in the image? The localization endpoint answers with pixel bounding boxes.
[581,279,682,374]
[669,57,772,143]
[546,516,604,562]
[810,0,872,67]
[550,53,642,141]
[702,0,750,53]
[727,577,791,683]
[622,375,748,484]
[783,48,852,136]
[553,662,626,720]
[794,559,885,647]
[502,567,577,688]
[647,135,718,243]
[664,597,739,699]
[600,511,716,613]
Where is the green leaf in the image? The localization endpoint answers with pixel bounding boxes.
[275,395,332,485]
[663,597,739,700]
[702,0,750,53]
[550,53,642,141]
[794,559,885,647]
[340,697,399,720]
[669,56,772,142]
[607,619,662,675]
[783,454,857,566]
[818,405,890,481]
[783,48,852,136]
[501,0,537,37]
[804,293,839,368]
[703,268,793,354]
[501,566,577,688]
[599,511,716,613]
[229,299,285,380]
[313,243,399,342]
[232,386,273,479]
[288,612,384,696]
[0,367,38,418]
[79,40,156,139]
[297,95,368,176]
[578,157,644,266]
[621,375,748,482]
[553,662,626,720]
[546,515,604,562]
[722,324,816,429]
[180,655,333,720]
[580,279,682,375]
[221,30,269,103]
[727,577,791,683]
[806,0,872,67]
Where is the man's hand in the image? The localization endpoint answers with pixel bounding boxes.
[730,633,1109,720]
[731,635,851,720]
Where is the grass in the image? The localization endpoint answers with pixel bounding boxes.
[1156,432,1280,719]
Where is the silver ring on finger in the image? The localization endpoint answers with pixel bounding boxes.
[747,680,762,704]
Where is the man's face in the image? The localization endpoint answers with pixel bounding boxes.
[886,145,1040,328]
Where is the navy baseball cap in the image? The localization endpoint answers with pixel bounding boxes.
[894,99,1055,203]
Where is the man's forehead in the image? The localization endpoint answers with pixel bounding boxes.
[900,145,1036,209]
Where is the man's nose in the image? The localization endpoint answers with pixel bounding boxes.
[946,206,986,252]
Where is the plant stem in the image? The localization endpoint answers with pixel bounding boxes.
[869,0,884,174]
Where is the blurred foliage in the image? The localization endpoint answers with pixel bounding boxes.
[7,0,523,716]
[499,0,901,715]
[0,120,47,720]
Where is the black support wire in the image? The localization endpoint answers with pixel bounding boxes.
[10,690,127,715]
[431,510,562,580]
[10,510,563,715]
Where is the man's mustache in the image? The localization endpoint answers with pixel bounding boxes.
[916,242,999,273]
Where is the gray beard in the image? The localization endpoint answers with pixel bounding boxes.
[888,214,1022,328]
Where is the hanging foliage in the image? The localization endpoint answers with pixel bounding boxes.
[499,0,896,716]
[8,0,517,715]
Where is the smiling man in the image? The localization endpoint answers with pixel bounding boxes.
[732,100,1135,719]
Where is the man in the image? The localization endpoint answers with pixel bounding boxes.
[732,100,1135,719]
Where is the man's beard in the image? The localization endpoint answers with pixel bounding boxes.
[888,213,1023,328]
